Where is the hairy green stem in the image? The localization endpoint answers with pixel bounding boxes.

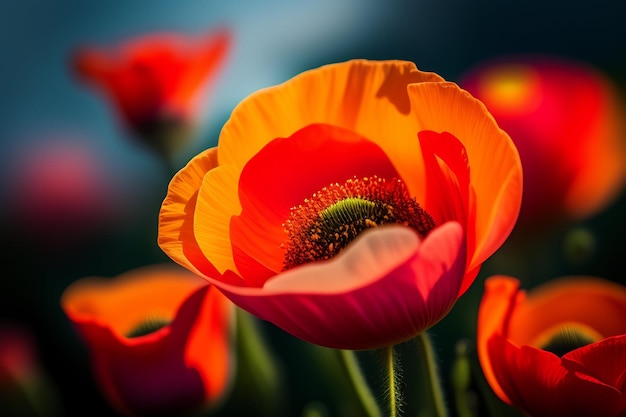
[339,350,382,417]
[417,332,448,417]
[384,345,399,417]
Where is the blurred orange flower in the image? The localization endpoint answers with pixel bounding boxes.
[158,60,522,349]
[73,29,231,159]
[461,56,626,228]
[478,276,626,417]
[61,264,234,417]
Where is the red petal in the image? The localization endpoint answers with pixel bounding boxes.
[229,123,401,286]
[563,334,626,399]
[215,221,465,350]
[418,131,477,294]
[61,265,234,415]
[488,334,623,417]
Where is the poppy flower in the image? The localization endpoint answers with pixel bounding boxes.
[460,56,626,228]
[61,264,234,417]
[158,60,522,350]
[73,29,231,158]
[477,275,626,417]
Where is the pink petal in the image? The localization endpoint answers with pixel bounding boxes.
[213,221,465,349]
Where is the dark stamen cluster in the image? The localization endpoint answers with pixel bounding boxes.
[126,316,170,338]
[282,176,435,270]
[540,326,596,357]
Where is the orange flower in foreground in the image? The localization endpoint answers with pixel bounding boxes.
[73,29,231,157]
[158,60,522,349]
[61,264,234,417]
[478,276,626,417]
[461,56,626,228]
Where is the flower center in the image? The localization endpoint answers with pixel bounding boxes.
[540,325,596,357]
[281,176,435,270]
[126,316,170,338]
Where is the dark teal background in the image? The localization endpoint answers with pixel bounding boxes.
[1,1,625,416]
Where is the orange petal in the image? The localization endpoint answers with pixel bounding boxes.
[194,163,242,277]
[477,275,522,404]
[230,123,400,285]
[407,82,522,271]
[159,148,223,279]
[60,265,234,415]
[61,264,206,341]
[509,277,626,347]
[217,60,444,194]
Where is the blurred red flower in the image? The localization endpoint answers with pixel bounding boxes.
[461,56,626,229]
[4,138,125,247]
[0,324,60,417]
[478,275,626,417]
[61,264,234,417]
[158,60,522,350]
[73,29,231,159]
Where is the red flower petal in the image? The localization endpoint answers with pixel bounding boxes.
[74,29,231,129]
[488,335,624,417]
[61,265,234,415]
[418,130,479,294]
[564,334,626,400]
[407,82,522,273]
[229,123,401,286]
[214,221,465,349]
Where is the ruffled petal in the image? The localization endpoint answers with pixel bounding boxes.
[418,130,470,225]
[217,60,444,196]
[509,277,626,346]
[230,123,400,284]
[477,275,522,404]
[418,130,479,294]
[61,264,206,341]
[488,335,624,417]
[60,265,234,415]
[407,82,522,271]
[194,164,242,278]
[208,222,465,349]
[159,148,223,279]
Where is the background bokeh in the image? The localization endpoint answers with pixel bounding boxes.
[1,1,625,416]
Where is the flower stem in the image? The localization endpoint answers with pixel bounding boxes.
[383,345,400,417]
[339,350,382,417]
[416,332,448,417]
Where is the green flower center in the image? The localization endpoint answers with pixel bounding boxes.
[282,176,435,270]
[126,316,170,338]
[540,326,596,356]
